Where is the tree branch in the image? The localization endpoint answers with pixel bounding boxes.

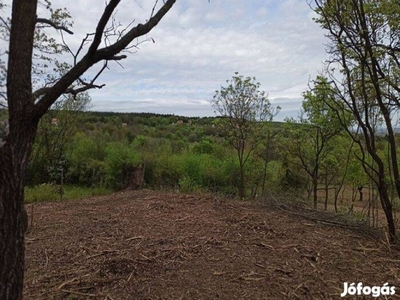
[94,0,176,60]
[87,0,121,56]
[33,0,176,118]
[33,60,110,100]
[36,18,73,35]
[64,83,106,97]
[107,55,127,60]
[33,82,105,100]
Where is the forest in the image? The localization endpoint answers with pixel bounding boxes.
[6,82,398,235]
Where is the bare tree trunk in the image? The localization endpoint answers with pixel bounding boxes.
[239,160,245,200]
[0,158,25,300]
[334,187,338,213]
[313,173,318,209]
[358,186,363,202]
[0,125,37,299]
[377,181,396,243]
[236,143,246,200]
[0,0,38,297]
[261,156,268,195]
[324,173,329,211]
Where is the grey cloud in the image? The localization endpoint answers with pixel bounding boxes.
[35,0,329,119]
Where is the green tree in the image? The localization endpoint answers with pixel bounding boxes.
[0,1,177,298]
[255,125,279,195]
[283,77,343,208]
[314,0,400,243]
[212,72,279,199]
[67,132,106,186]
[320,135,356,212]
[27,93,90,185]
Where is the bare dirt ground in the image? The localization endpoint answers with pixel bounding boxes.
[24,190,400,299]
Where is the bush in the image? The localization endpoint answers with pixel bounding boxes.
[67,133,106,185]
[192,139,216,155]
[25,184,59,203]
[104,142,141,189]
[180,154,205,186]
[166,152,239,196]
[152,154,182,188]
[179,176,201,193]
[200,155,235,193]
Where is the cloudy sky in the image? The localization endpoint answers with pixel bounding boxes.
[43,0,328,121]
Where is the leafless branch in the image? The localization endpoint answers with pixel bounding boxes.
[80,62,109,85]
[150,0,159,19]
[0,16,10,32]
[65,83,106,98]
[33,60,109,100]
[87,0,121,56]
[76,33,94,62]
[59,30,75,58]
[103,16,122,47]
[33,82,105,100]
[119,19,136,37]
[34,0,177,117]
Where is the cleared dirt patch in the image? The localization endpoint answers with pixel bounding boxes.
[24,190,400,299]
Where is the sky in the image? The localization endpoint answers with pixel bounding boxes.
[39,1,329,121]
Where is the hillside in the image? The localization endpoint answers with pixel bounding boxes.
[24,190,400,299]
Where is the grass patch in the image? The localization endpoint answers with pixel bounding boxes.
[25,185,112,203]
[25,184,58,203]
[62,186,113,200]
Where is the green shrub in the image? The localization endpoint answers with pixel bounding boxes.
[104,142,141,189]
[25,184,59,203]
[179,176,201,193]
[180,154,205,185]
[153,154,182,188]
[179,153,239,195]
[192,139,216,155]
